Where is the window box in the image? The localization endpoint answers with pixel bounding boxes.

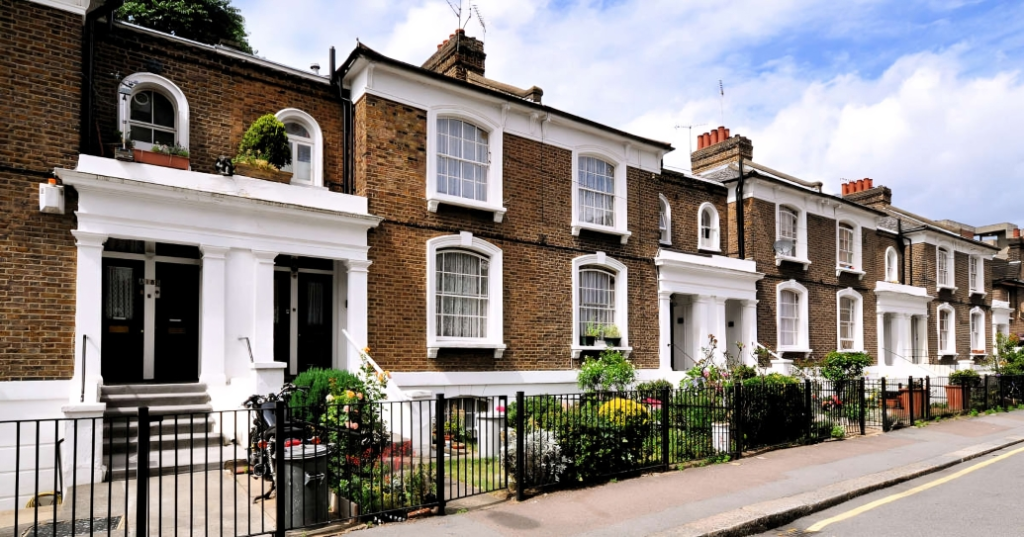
[132,148,189,171]
[235,162,293,184]
[971,350,986,356]
[427,341,507,359]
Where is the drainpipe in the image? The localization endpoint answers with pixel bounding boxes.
[897,219,905,285]
[330,46,355,194]
[736,157,746,259]
[81,1,125,156]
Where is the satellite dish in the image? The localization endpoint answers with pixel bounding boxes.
[774,239,795,255]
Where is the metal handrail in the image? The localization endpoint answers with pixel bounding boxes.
[80,334,87,403]
[754,342,782,361]
[341,329,408,401]
[238,336,254,363]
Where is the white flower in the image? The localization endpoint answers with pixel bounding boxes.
[326,394,334,402]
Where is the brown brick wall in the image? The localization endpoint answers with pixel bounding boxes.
[357,93,726,372]
[0,0,82,380]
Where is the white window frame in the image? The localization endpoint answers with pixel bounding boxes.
[116,72,189,152]
[426,232,505,358]
[775,204,810,269]
[425,106,506,222]
[836,288,864,352]
[571,146,630,244]
[571,252,630,358]
[275,108,324,188]
[936,246,955,290]
[885,247,899,283]
[776,280,810,352]
[937,303,956,356]
[698,202,721,252]
[968,255,985,296]
[835,221,865,279]
[658,194,671,246]
[970,307,985,355]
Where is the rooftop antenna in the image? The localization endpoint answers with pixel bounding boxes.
[718,80,725,125]
[674,123,708,161]
[472,4,487,41]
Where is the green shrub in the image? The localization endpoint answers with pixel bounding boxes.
[289,367,363,423]
[236,114,291,169]
[577,349,636,393]
[636,379,673,396]
[821,351,872,381]
[831,425,846,439]
[732,365,758,381]
[738,373,799,387]
[552,401,657,484]
[949,369,981,386]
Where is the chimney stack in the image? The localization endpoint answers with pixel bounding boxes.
[690,125,753,174]
[422,28,486,81]
[841,177,892,208]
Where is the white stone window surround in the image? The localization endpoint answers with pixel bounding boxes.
[836,288,864,352]
[426,232,506,359]
[835,220,865,279]
[275,108,324,188]
[425,105,506,223]
[968,255,986,296]
[885,246,899,283]
[117,72,189,152]
[776,279,811,352]
[571,252,630,359]
[571,146,631,244]
[937,302,956,356]
[970,306,986,355]
[698,202,721,252]
[936,245,956,291]
[775,204,810,269]
[658,193,671,246]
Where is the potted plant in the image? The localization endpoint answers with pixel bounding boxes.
[603,324,622,347]
[582,322,601,347]
[947,369,980,411]
[233,114,293,183]
[898,378,925,415]
[112,131,134,161]
[133,143,190,170]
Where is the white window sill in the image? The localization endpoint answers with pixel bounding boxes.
[571,345,632,360]
[659,239,672,246]
[427,341,507,359]
[836,348,865,354]
[775,255,811,270]
[970,290,986,297]
[699,245,722,253]
[572,222,632,244]
[777,347,813,355]
[427,195,507,223]
[938,351,957,358]
[937,284,958,292]
[836,266,866,280]
[970,352,987,357]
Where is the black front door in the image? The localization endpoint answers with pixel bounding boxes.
[298,272,332,373]
[154,262,201,383]
[274,270,292,368]
[101,258,145,384]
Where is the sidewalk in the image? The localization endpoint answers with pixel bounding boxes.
[362,410,1024,537]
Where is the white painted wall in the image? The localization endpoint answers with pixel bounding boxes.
[0,381,71,511]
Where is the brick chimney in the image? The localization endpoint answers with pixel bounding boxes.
[841,178,892,208]
[422,29,486,81]
[690,126,753,175]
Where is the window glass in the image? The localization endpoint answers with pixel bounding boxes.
[700,207,718,249]
[658,199,669,244]
[886,248,898,281]
[129,90,176,145]
[579,267,615,337]
[838,224,854,266]
[436,250,489,338]
[778,207,798,257]
[969,257,978,292]
[939,310,951,352]
[281,121,314,184]
[971,313,983,350]
[937,248,949,286]
[578,157,615,227]
[839,297,855,350]
[105,266,135,321]
[437,118,489,202]
[780,290,799,346]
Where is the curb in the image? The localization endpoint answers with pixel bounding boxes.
[656,435,1024,537]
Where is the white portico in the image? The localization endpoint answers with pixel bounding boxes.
[655,250,763,371]
[57,155,380,412]
[873,281,933,373]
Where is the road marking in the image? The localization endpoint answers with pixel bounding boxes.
[805,445,1024,533]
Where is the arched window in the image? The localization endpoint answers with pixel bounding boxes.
[837,223,855,267]
[885,247,899,283]
[577,156,615,227]
[970,308,985,354]
[777,205,799,258]
[117,72,189,151]
[572,253,629,350]
[658,194,671,245]
[777,280,809,351]
[937,247,953,288]
[437,118,489,202]
[426,233,505,358]
[837,288,863,351]
[698,202,720,251]
[275,109,324,187]
[937,303,955,355]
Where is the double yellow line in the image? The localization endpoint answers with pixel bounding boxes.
[806,445,1024,532]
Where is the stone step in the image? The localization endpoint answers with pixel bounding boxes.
[103,404,214,418]
[102,433,229,455]
[104,415,219,437]
[101,383,208,395]
[106,445,231,481]
[101,392,211,408]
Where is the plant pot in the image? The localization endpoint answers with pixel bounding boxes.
[133,148,189,170]
[604,337,621,347]
[581,335,596,346]
[114,147,135,161]
[235,161,293,183]
[945,385,967,411]
[898,388,925,416]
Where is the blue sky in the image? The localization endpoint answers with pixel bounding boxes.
[235,0,1024,227]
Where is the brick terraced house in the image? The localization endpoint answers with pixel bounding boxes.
[0,0,1011,508]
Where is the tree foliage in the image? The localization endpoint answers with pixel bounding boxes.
[117,0,252,53]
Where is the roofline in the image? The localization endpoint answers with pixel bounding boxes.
[113,21,332,86]
[724,170,889,217]
[338,44,674,152]
[901,224,1001,250]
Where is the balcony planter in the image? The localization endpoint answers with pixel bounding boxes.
[234,162,292,184]
[580,335,596,346]
[603,337,622,347]
[133,148,189,170]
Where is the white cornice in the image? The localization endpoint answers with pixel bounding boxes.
[28,0,87,15]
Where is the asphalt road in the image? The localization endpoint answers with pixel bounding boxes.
[756,443,1024,537]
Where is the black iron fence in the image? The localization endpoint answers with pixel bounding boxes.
[5,376,1024,536]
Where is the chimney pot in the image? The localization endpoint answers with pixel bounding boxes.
[856,179,865,192]
[717,126,726,141]
[724,128,730,139]
[697,135,704,150]
[841,182,849,196]
[701,133,708,147]
[710,130,719,144]
[437,43,443,50]
[1015,228,1021,239]
[866,178,873,189]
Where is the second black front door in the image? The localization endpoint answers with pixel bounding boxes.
[274,261,334,376]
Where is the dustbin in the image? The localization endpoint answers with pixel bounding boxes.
[280,443,331,529]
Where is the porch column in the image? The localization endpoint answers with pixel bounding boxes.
[658,290,672,371]
[71,231,107,404]
[897,313,912,366]
[252,250,278,363]
[877,312,887,366]
[712,297,728,364]
[345,259,372,374]
[693,295,713,364]
[199,245,229,386]
[741,299,758,365]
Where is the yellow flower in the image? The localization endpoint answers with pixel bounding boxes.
[345,390,355,399]
[386,371,392,379]
[363,346,371,354]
